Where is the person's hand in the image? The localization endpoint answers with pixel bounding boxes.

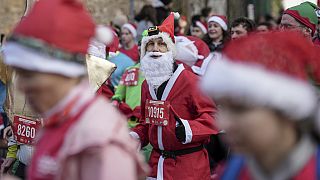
[3,126,12,140]
[175,116,186,142]
[0,157,15,174]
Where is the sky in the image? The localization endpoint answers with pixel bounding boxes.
[282,0,318,9]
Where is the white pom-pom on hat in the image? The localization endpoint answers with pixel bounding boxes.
[173,12,180,20]
[95,25,114,45]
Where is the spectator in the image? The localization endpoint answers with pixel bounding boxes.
[135,5,158,42]
[257,22,273,33]
[230,17,256,40]
[203,15,229,52]
[280,2,319,42]
[120,23,139,62]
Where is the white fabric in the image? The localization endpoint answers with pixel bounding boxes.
[140,51,174,89]
[4,42,86,77]
[152,0,165,8]
[88,39,106,59]
[180,119,192,144]
[129,131,140,141]
[201,56,318,120]
[195,21,207,34]
[156,156,165,180]
[175,36,199,66]
[18,144,34,165]
[157,126,164,150]
[192,52,216,75]
[207,16,228,31]
[122,23,137,38]
[140,32,176,59]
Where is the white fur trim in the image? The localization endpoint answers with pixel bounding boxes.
[201,56,318,120]
[156,156,165,180]
[122,23,137,38]
[140,32,176,59]
[129,131,140,141]
[4,42,86,77]
[180,119,192,144]
[95,25,113,45]
[195,21,207,34]
[208,16,228,31]
[192,52,217,76]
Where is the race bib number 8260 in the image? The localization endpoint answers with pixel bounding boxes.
[12,115,41,145]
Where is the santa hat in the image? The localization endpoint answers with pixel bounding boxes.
[284,2,319,36]
[175,36,209,64]
[201,31,319,121]
[207,15,228,31]
[106,32,120,58]
[140,12,179,59]
[122,23,137,38]
[191,21,208,34]
[3,0,113,77]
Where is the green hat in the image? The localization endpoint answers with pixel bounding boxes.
[284,2,319,35]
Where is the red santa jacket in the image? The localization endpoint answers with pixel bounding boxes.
[132,64,218,180]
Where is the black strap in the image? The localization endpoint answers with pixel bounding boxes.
[156,145,204,159]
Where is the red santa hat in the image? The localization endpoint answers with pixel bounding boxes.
[106,32,120,58]
[122,23,137,38]
[201,31,319,120]
[3,0,113,77]
[207,15,228,31]
[191,21,208,34]
[140,12,179,59]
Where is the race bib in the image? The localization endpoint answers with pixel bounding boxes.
[120,68,139,86]
[12,115,41,145]
[145,99,170,126]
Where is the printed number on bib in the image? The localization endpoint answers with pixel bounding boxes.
[145,99,170,126]
[12,115,41,145]
[120,68,139,86]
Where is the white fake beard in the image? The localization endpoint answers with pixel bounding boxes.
[140,51,174,89]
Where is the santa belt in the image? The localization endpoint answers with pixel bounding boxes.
[155,145,204,159]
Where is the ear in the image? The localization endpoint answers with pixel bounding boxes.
[302,27,312,38]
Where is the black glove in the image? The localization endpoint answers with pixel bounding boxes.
[175,116,186,142]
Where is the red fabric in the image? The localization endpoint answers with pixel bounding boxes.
[119,44,139,62]
[106,34,120,53]
[28,97,96,180]
[96,82,114,99]
[158,13,175,42]
[224,31,318,82]
[132,68,218,179]
[132,106,141,119]
[284,9,316,35]
[118,102,133,118]
[14,0,95,54]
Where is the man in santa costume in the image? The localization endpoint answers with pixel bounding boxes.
[130,13,218,180]
[2,0,148,179]
[201,31,320,180]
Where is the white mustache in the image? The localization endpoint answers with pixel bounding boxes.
[146,51,165,57]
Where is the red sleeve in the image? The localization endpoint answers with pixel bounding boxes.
[131,81,149,147]
[179,73,218,144]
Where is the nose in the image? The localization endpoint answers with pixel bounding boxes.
[231,34,238,40]
[152,43,160,52]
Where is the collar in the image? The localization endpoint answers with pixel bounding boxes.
[247,134,316,180]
